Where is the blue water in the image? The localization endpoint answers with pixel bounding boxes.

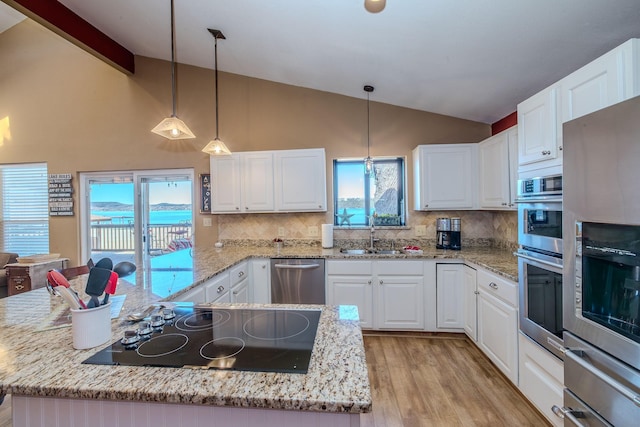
[91,210,191,225]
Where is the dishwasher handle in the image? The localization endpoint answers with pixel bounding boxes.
[274,263,321,270]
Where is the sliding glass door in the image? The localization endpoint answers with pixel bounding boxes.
[80,170,194,284]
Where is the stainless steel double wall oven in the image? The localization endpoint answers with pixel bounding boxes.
[561,96,640,427]
[516,174,565,360]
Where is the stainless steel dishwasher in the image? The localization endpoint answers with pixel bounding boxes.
[270,258,326,304]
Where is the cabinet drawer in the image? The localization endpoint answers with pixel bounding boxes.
[327,260,373,276]
[229,262,249,286]
[477,268,517,307]
[376,260,424,276]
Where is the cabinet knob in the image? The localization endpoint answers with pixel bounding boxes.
[238,271,244,277]
[15,284,24,291]
[235,207,240,210]
[489,282,498,290]
[261,265,266,269]
[558,146,563,151]
[217,286,225,293]
[501,202,507,206]
[379,280,384,285]
[367,280,372,285]
[233,291,238,295]
[424,204,428,208]
[474,290,480,295]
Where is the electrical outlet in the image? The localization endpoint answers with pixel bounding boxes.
[203,217,212,227]
[415,224,426,236]
[278,227,285,237]
[308,226,319,237]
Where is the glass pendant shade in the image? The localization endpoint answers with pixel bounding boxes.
[364,0,386,13]
[202,137,232,156]
[364,156,373,174]
[153,0,195,140]
[151,116,195,140]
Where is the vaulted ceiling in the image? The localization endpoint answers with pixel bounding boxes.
[3,0,640,124]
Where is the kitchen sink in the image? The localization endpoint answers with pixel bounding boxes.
[339,248,371,255]
[339,248,405,255]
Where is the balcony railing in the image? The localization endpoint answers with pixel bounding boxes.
[90,223,192,254]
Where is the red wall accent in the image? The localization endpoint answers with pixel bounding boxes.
[491,111,517,135]
[7,0,134,74]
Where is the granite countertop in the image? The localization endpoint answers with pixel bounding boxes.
[0,244,516,413]
[0,295,371,413]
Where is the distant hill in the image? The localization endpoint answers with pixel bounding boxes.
[92,202,191,211]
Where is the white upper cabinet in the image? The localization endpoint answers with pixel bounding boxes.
[478,127,518,210]
[560,38,640,124]
[209,148,326,213]
[210,154,243,213]
[274,148,327,211]
[243,152,275,212]
[210,151,273,213]
[517,38,639,174]
[517,85,560,169]
[413,143,478,210]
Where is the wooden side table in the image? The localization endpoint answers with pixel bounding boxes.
[6,258,69,296]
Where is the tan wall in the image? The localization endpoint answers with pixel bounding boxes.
[0,19,496,264]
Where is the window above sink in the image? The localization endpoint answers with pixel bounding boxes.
[333,158,406,228]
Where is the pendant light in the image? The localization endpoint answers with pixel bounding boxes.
[151,0,195,140]
[202,28,232,156]
[364,0,386,13]
[364,85,374,175]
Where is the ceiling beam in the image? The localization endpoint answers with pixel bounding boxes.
[3,0,134,74]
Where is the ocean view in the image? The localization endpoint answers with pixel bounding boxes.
[91,210,192,224]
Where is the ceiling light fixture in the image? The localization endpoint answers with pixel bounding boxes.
[364,85,374,175]
[151,0,195,140]
[202,28,232,156]
[364,0,386,13]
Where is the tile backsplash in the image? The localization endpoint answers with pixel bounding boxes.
[218,210,517,250]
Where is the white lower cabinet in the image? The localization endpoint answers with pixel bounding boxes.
[326,260,424,330]
[518,332,564,427]
[229,261,249,303]
[205,271,231,303]
[436,263,465,329]
[250,258,271,304]
[463,265,478,341]
[476,269,519,385]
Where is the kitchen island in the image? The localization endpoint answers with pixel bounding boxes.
[0,285,370,426]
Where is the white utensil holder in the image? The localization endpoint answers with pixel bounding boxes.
[71,302,111,349]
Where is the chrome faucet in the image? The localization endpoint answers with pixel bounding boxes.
[369,215,379,251]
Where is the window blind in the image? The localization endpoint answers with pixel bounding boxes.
[1,163,49,255]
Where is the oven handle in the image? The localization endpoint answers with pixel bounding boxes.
[514,196,562,204]
[516,252,562,270]
[565,348,640,408]
[552,405,587,427]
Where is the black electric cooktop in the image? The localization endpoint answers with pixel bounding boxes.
[83,304,321,374]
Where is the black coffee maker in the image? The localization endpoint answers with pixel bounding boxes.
[436,218,451,249]
[450,217,461,250]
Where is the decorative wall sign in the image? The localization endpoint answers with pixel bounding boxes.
[48,173,74,216]
[200,173,211,213]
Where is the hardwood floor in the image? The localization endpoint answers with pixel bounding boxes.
[361,333,550,427]
[0,334,548,427]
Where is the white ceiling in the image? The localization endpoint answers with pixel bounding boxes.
[4,0,640,124]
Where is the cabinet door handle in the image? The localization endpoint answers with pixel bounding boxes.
[15,284,24,291]
[238,271,244,277]
[474,290,479,295]
[217,286,225,293]
[367,280,372,285]
[489,282,498,290]
[233,291,238,295]
[261,265,266,269]
[379,280,384,285]
[235,207,240,210]
[559,146,563,151]
[424,204,428,208]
